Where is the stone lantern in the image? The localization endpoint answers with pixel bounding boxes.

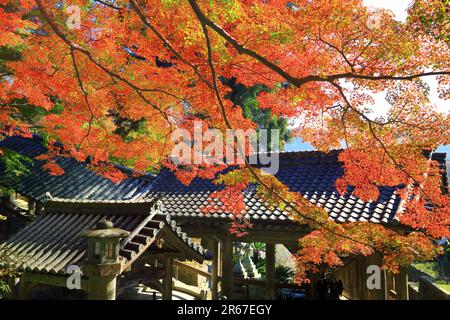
[80,219,130,300]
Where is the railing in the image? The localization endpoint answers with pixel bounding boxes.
[173,260,212,280]
[172,260,303,300]
[172,260,210,299]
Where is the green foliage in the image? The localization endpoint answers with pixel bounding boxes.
[0,45,22,77]
[1,149,32,177]
[0,280,11,299]
[251,242,266,277]
[222,77,292,150]
[275,265,295,283]
[255,259,266,277]
[1,46,64,138]
[437,243,450,278]
[252,242,266,252]
[0,148,33,194]
[110,111,149,144]
[8,98,64,129]
[161,0,182,8]
[413,243,450,280]
[409,0,450,45]
[0,46,22,61]
[0,247,20,299]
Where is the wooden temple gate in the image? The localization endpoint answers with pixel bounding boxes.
[1,199,207,300]
[1,135,441,300]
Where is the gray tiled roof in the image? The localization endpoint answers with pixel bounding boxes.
[141,153,402,225]
[1,135,447,226]
[140,151,447,225]
[0,135,155,202]
[0,200,205,274]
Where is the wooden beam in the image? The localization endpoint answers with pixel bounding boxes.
[173,260,211,279]
[160,227,205,263]
[177,224,308,244]
[265,243,276,300]
[173,263,179,281]
[211,239,219,300]
[21,272,89,291]
[116,267,164,297]
[221,239,233,299]
[217,239,222,276]
[162,257,173,300]
[396,267,409,300]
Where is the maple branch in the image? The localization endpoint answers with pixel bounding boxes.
[326,71,450,82]
[330,81,433,202]
[94,0,123,10]
[35,0,174,127]
[94,0,210,93]
[188,0,302,84]
[70,48,103,146]
[188,0,450,87]
[313,36,355,72]
[194,5,377,252]
[352,39,373,67]
[129,0,214,90]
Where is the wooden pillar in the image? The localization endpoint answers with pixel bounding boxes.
[35,202,43,215]
[305,270,320,300]
[211,239,219,300]
[357,256,367,299]
[221,239,233,299]
[366,253,387,300]
[162,257,173,300]
[265,242,276,300]
[218,240,222,276]
[173,263,179,281]
[395,267,409,300]
[28,199,36,215]
[382,269,389,300]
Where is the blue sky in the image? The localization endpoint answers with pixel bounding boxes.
[286,138,450,158]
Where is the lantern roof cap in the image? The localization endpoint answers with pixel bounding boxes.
[80,227,130,239]
[97,218,114,229]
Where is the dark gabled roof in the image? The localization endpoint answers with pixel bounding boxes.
[431,152,449,194]
[0,200,205,275]
[0,135,156,202]
[147,151,447,225]
[1,135,448,226]
[142,153,401,225]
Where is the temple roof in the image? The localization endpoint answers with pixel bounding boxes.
[0,199,206,275]
[143,166,400,225]
[0,135,155,202]
[0,135,447,226]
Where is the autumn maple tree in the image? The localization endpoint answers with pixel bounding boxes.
[0,0,449,282]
